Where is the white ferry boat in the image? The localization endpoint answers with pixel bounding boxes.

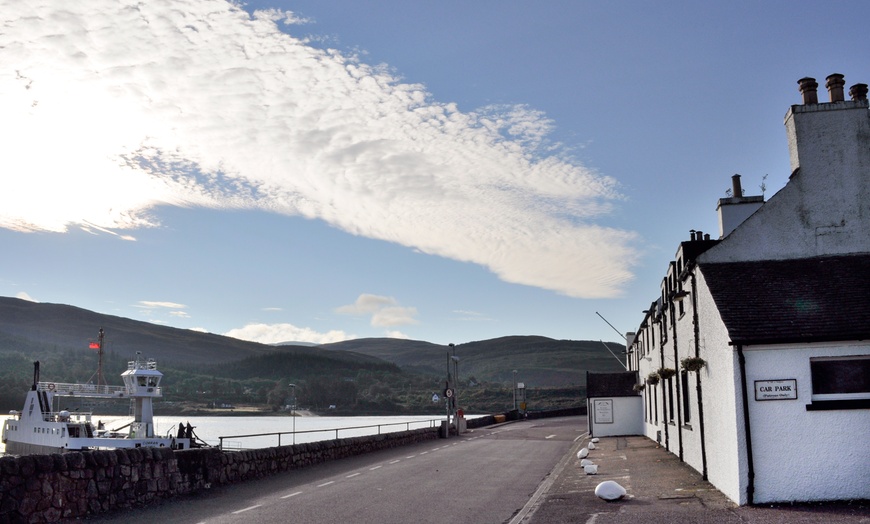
[2,356,192,455]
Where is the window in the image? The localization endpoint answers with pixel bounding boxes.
[681,371,691,424]
[807,355,870,410]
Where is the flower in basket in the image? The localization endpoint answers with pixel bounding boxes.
[656,367,676,380]
[681,357,707,372]
[646,372,660,385]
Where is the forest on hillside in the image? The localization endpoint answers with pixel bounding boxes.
[0,341,585,416]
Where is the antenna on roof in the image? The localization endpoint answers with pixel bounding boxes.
[599,340,628,370]
[595,311,627,341]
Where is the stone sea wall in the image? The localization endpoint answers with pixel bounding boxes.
[0,427,438,523]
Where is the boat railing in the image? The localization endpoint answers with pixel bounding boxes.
[37,382,127,398]
[218,418,445,451]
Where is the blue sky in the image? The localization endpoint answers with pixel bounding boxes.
[1,0,868,347]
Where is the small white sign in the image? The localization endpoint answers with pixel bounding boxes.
[593,399,614,424]
[755,379,797,401]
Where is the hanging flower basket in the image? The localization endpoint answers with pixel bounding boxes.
[657,367,677,380]
[633,383,646,392]
[646,372,660,386]
[681,357,707,372]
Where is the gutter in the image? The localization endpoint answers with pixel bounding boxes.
[736,344,755,505]
[690,272,708,480]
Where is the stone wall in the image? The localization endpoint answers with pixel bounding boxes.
[0,427,438,523]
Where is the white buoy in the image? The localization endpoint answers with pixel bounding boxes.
[595,480,626,501]
[577,447,589,459]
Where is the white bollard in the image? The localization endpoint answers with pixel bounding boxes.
[577,447,589,459]
[584,464,599,475]
[595,481,627,501]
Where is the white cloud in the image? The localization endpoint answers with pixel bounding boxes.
[335,294,397,315]
[371,306,418,328]
[336,294,418,327]
[0,0,638,298]
[15,291,37,302]
[135,301,187,309]
[224,322,353,345]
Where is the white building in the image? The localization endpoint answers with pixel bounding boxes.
[627,74,870,505]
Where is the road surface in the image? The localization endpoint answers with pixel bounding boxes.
[87,416,587,524]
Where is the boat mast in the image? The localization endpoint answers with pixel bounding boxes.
[88,328,107,387]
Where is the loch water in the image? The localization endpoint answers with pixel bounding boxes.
[0,414,448,455]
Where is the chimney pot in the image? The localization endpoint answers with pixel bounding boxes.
[849,83,868,102]
[826,74,846,102]
[798,77,818,104]
[731,174,743,198]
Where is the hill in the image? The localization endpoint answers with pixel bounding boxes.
[0,296,628,413]
[320,336,626,388]
[0,296,279,366]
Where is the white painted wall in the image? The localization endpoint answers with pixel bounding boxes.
[588,396,643,437]
[743,342,870,503]
[705,101,870,263]
[692,272,747,505]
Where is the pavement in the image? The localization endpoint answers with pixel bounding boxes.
[514,432,870,524]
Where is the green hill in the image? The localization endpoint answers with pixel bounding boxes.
[319,336,626,387]
[0,296,627,414]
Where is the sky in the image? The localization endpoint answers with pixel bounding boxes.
[1,0,868,348]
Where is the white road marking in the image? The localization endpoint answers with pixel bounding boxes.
[420,451,429,455]
[389,460,401,464]
[405,455,416,459]
[369,465,382,470]
[232,505,261,514]
[545,434,557,439]
[317,481,335,487]
[346,473,360,478]
[280,491,303,499]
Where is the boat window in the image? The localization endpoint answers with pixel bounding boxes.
[138,377,147,386]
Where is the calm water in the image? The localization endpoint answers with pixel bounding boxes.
[0,414,449,455]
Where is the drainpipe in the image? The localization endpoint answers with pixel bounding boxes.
[662,299,672,451]
[690,272,708,480]
[673,314,683,461]
[736,344,755,505]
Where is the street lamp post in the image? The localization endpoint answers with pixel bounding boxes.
[451,356,460,432]
[445,349,451,438]
[512,370,518,411]
[289,383,296,445]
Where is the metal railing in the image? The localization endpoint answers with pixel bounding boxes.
[218,418,444,450]
[37,382,128,398]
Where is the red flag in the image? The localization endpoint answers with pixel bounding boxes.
[89,342,100,350]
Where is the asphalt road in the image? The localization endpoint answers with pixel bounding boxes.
[86,417,588,524]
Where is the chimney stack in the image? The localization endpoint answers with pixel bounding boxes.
[798,77,818,104]
[731,174,743,198]
[826,74,846,102]
[850,83,869,102]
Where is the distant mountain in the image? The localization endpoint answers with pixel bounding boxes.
[0,296,626,388]
[0,296,628,412]
[0,296,287,366]
[319,335,626,387]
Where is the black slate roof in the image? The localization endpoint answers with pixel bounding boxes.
[700,254,870,345]
[587,371,639,397]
